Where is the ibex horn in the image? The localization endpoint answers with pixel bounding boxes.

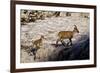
[74,25,77,28]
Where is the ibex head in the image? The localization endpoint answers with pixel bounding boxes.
[40,35,46,39]
[40,35,44,39]
[73,25,79,33]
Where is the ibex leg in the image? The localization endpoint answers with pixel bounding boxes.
[56,38,60,45]
[69,38,72,46]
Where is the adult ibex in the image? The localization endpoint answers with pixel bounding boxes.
[56,25,79,46]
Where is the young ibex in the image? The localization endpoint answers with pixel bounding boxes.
[56,25,79,46]
[32,35,45,49]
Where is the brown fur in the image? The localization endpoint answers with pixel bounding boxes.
[32,35,44,49]
[56,25,79,45]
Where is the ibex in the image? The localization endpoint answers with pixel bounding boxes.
[32,35,45,49]
[56,25,79,46]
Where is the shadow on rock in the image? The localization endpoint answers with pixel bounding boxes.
[48,36,89,61]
